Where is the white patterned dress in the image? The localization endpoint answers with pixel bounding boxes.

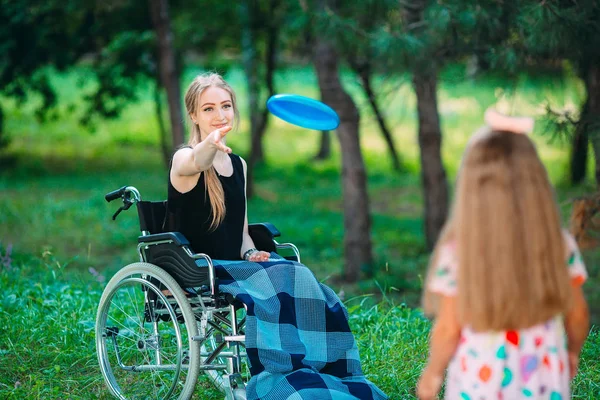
[428,231,587,400]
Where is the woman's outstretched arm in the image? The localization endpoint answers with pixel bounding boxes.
[171,126,232,178]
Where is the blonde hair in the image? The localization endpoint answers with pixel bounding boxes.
[423,128,572,331]
[183,72,240,230]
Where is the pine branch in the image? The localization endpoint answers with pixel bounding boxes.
[545,103,579,126]
[398,0,423,12]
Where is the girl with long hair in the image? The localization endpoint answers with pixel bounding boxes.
[417,109,590,400]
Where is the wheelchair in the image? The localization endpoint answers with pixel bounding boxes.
[95,186,300,400]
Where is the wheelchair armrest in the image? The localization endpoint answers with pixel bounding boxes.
[248,222,281,238]
[137,232,213,290]
[138,232,190,247]
[248,223,281,253]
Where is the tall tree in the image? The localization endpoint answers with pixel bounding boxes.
[517,1,600,186]
[333,0,403,171]
[313,0,373,282]
[412,69,449,249]
[153,78,172,164]
[362,1,515,248]
[238,0,280,197]
[149,0,185,148]
[314,130,332,160]
[312,0,453,248]
[583,65,600,186]
[400,0,449,249]
[349,60,402,171]
[301,14,333,161]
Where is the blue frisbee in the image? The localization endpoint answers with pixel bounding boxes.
[267,94,340,130]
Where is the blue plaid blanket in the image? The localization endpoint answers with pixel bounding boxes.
[203,254,387,400]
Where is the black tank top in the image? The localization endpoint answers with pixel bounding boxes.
[166,153,246,260]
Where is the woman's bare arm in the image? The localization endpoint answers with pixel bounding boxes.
[171,126,232,178]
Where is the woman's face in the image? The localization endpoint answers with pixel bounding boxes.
[192,86,235,140]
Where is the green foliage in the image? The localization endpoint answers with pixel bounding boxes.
[0,63,591,283]
[0,0,158,142]
[329,0,520,74]
[518,1,600,66]
[0,0,89,150]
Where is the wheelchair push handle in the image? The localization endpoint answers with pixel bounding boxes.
[105,186,128,202]
[104,186,142,220]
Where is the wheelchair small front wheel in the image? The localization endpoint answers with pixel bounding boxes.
[96,262,201,400]
[232,388,247,400]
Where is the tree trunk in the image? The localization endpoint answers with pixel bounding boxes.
[401,0,449,249]
[581,64,600,188]
[314,130,331,160]
[413,71,449,250]
[239,0,260,199]
[572,61,600,187]
[314,39,372,282]
[586,68,600,189]
[0,105,6,150]
[570,61,598,185]
[570,122,588,184]
[240,0,279,198]
[356,66,402,171]
[148,0,185,148]
[154,79,171,167]
[240,0,262,160]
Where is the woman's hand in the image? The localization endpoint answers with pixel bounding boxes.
[416,368,443,400]
[247,250,270,262]
[207,126,232,154]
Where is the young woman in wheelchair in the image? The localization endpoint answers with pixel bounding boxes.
[168,73,269,264]
[166,72,387,400]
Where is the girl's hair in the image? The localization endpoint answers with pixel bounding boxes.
[183,72,240,230]
[423,128,572,331]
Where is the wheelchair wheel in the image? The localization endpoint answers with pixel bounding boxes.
[96,262,200,400]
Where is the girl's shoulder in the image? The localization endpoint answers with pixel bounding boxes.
[562,229,578,252]
[437,240,458,263]
[427,240,459,296]
[561,229,588,286]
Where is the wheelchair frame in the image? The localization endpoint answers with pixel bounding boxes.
[95,186,300,400]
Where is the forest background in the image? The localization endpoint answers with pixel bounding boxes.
[1,0,599,398]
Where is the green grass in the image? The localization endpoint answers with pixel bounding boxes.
[1,252,599,399]
[1,63,599,398]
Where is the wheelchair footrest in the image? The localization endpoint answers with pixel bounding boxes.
[198,364,228,371]
[224,335,245,342]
